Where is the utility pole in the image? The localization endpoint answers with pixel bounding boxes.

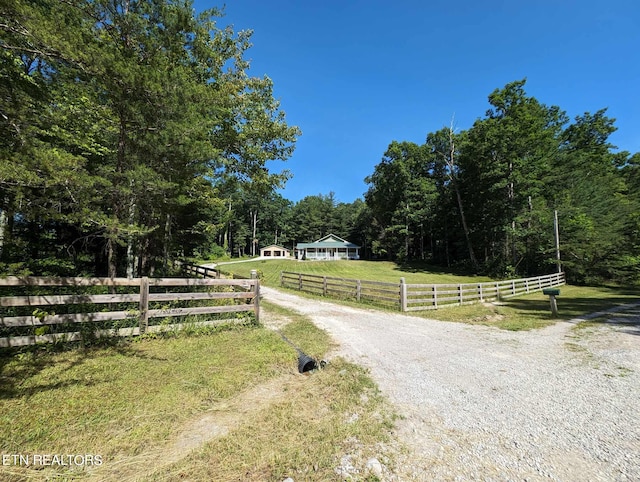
[554,210,561,273]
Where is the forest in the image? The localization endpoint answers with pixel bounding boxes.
[1,1,639,285]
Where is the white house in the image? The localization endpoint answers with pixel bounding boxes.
[296,234,360,260]
[259,244,291,258]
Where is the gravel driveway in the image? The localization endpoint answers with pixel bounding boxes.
[261,287,640,481]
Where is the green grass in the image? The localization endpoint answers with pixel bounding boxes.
[215,258,492,286]
[218,259,637,331]
[263,300,336,362]
[0,307,397,481]
[420,284,639,330]
[149,358,396,481]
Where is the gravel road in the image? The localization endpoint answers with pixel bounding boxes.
[261,287,640,481]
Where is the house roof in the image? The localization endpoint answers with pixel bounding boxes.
[260,244,290,251]
[296,234,360,249]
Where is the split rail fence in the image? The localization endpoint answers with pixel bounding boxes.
[280,271,565,312]
[178,261,250,280]
[0,275,260,348]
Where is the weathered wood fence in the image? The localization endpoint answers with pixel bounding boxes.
[182,263,220,278]
[280,271,401,307]
[280,271,566,312]
[178,261,251,280]
[0,276,260,348]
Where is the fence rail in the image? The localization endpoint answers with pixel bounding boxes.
[0,275,259,348]
[280,272,402,307]
[281,271,566,312]
[179,261,252,280]
[180,263,221,279]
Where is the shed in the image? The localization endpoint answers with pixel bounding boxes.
[259,244,291,258]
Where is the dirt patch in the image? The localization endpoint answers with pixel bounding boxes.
[86,374,303,481]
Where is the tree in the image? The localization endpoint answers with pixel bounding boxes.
[549,110,631,283]
[426,124,478,270]
[0,0,299,276]
[458,79,566,275]
[365,141,437,260]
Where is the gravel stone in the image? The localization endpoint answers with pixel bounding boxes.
[263,287,640,481]
[366,457,384,477]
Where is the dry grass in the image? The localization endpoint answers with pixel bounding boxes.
[0,307,398,481]
[146,358,396,481]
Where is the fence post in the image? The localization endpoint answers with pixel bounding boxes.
[478,283,484,302]
[323,276,327,296]
[356,279,361,302]
[251,270,260,323]
[433,285,438,308]
[139,277,149,334]
[298,273,303,291]
[459,284,463,305]
[400,278,407,312]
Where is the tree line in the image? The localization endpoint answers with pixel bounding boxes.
[1,0,298,277]
[224,80,639,286]
[2,3,638,285]
[364,80,639,284]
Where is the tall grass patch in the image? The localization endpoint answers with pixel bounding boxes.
[0,305,386,481]
[148,359,397,481]
[0,326,296,481]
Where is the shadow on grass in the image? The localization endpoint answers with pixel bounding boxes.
[0,341,166,401]
[503,290,640,335]
[393,261,475,276]
[506,296,636,317]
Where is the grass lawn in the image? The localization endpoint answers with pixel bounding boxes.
[424,284,640,330]
[214,259,638,330]
[214,258,493,286]
[0,309,396,481]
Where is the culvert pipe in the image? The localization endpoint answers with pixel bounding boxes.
[277,331,318,373]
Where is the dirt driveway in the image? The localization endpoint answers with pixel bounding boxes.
[261,287,640,481]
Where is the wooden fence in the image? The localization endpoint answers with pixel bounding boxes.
[0,276,260,348]
[281,271,565,312]
[403,272,565,311]
[181,263,220,278]
[178,261,251,280]
[280,271,401,307]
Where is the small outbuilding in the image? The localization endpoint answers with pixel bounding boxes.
[259,244,291,258]
[296,234,360,260]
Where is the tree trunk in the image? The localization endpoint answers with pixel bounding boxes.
[0,207,7,260]
[405,203,409,260]
[452,181,477,269]
[444,217,450,268]
[107,237,117,279]
[163,213,171,271]
[251,209,258,256]
[445,125,478,270]
[126,191,136,278]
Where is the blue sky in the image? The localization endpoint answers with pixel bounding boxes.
[194,0,640,204]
